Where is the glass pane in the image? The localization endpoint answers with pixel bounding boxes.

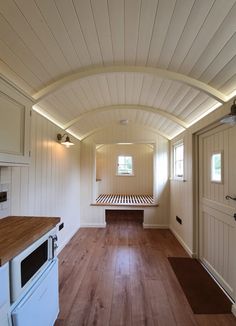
[175,144,183,160]
[175,161,183,177]
[211,153,222,182]
[118,156,125,164]
[118,156,133,175]
[174,143,184,178]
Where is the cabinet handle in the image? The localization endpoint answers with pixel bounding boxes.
[225,195,236,201]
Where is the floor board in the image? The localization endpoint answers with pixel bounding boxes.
[55,220,236,326]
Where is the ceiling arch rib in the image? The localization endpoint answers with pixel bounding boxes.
[62,104,188,130]
[32,65,228,103]
[71,122,171,141]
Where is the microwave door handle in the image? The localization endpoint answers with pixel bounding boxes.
[49,236,54,260]
[49,235,58,259]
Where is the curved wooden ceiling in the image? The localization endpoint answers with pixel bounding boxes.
[0,0,235,140]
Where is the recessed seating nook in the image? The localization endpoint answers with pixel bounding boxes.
[93,143,157,208]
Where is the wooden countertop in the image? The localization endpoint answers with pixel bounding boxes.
[0,216,60,266]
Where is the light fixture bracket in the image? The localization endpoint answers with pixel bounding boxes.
[57,133,74,147]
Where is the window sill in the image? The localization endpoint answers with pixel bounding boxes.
[170,177,186,182]
[116,174,135,177]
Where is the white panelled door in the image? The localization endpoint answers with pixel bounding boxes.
[199,124,236,301]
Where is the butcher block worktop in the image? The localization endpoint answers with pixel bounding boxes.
[0,216,60,266]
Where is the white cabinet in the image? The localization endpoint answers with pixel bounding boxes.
[11,259,59,326]
[0,78,32,166]
[0,263,11,326]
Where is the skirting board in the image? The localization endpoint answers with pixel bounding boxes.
[80,223,106,228]
[143,224,169,229]
[57,225,80,254]
[232,303,236,317]
[169,226,196,258]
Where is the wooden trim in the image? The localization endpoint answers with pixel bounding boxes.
[232,304,236,317]
[80,223,107,228]
[32,65,227,103]
[169,226,195,258]
[80,123,170,140]
[143,224,169,229]
[63,104,188,130]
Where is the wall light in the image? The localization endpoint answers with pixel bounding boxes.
[220,99,236,125]
[57,133,74,148]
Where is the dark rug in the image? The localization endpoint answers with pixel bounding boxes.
[168,257,232,314]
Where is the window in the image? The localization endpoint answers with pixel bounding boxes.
[173,142,184,179]
[117,155,133,175]
[211,152,223,183]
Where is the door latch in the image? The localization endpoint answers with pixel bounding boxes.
[225,195,236,201]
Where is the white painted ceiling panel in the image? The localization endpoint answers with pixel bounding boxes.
[190,3,236,80]
[220,75,236,96]
[184,97,219,123]
[124,0,141,64]
[54,0,92,67]
[69,108,185,140]
[168,0,215,71]
[72,0,103,65]
[135,0,159,65]
[90,0,114,64]
[210,56,236,91]
[108,0,125,64]
[158,0,195,69]
[0,0,235,140]
[177,0,235,76]
[147,0,176,66]
[1,0,67,78]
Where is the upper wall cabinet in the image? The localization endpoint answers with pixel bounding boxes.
[0,78,32,165]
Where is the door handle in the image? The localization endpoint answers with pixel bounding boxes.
[234,214,236,221]
[225,195,236,201]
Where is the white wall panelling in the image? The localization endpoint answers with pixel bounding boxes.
[0,111,81,252]
[170,98,236,258]
[96,144,153,195]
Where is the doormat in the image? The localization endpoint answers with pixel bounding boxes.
[168,257,232,314]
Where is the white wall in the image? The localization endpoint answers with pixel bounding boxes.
[80,125,169,227]
[96,144,153,195]
[169,99,234,257]
[0,111,81,251]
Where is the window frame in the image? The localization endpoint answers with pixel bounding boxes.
[173,140,184,180]
[116,155,134,176]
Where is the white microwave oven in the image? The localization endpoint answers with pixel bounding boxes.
[10,228,58,303]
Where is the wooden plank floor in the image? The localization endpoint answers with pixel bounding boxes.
[55,220,236,326]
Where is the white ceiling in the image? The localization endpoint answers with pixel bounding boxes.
[0,0,235,140]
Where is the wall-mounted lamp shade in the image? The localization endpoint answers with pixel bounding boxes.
[57,133,74,148]
[220,100,236,125]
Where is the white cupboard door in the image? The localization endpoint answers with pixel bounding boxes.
[0,263,10,326]
[199,124,236,301]
[0,77,32,165]
[11,259,59,326]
